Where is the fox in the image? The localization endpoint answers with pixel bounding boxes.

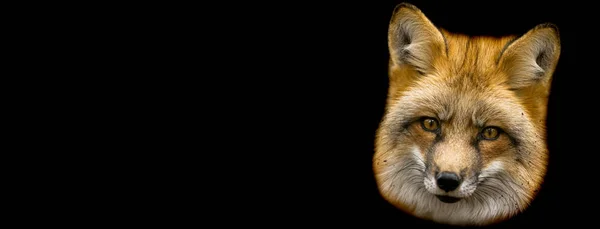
[372,3,560,226]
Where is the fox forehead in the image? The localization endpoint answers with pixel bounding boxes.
[387,33,531,130]
[386,32,549,137]
[437,31,518,80]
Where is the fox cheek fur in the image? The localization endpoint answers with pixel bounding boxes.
[372,3,560,226]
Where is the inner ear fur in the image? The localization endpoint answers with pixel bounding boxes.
[388,3,446,74]
[497,23,561,90]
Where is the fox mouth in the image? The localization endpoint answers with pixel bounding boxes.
[436,195,462,203]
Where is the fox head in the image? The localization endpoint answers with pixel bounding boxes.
[373,3,560,226]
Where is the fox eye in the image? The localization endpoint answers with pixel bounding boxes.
[421,118,439,132]
[481,127,500,140]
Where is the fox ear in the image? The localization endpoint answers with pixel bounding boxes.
[388,3,446,73]
[498,24,561,90]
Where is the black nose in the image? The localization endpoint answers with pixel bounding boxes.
[436,172,461,192]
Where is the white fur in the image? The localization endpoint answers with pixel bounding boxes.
[379,147,524,226]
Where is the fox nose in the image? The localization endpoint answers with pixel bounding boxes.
[436,172,461,192]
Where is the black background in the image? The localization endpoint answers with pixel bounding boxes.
[218,0,597,228]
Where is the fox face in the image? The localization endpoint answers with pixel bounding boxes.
[373,3,560,226]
